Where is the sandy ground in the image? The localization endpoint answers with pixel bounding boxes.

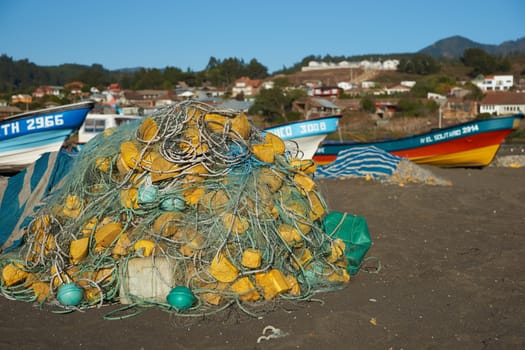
[1,166,525,350]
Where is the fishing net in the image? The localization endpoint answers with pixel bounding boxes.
[385,160,452,186]
[0,101,355,316]
[490,155,525,168]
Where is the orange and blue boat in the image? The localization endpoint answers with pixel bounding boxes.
[314,113,523,167]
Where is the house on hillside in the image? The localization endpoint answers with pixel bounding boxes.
[479,92,525,115]
[361,81,376,89]
[0,106,22,119]
[400,81,416,88]
[11,94,32,105]
[427,92,447,105]
[449,86,471,98]
[292,97,342,118]
[197,86,226,98]
[375,100,399,119]
[337,81,357,91]
[307,86,341,98]
[261,80,274,90]
[385,84,411,95]
[108,83,122,93]
[472,75,514,92]
[231,77,261,98]
[177,90,195,100]
[65,81,85,95]
[122,89,175,108]
[32,85,64,98]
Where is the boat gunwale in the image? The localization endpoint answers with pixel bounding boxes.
[265,114,342,130]
[3,100,95,122]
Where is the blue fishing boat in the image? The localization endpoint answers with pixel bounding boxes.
[314,113,523,167]
[265,115,341,159]
[0,100,94,172]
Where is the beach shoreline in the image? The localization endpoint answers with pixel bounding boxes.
[0,166,524,349]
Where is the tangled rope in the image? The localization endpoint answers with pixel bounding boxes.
[0,101,351,317]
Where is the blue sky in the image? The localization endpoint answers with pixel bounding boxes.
[1,0,523,73]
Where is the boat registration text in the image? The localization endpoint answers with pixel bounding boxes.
[270,121,328,139]
[1,114,65,138]
[420,124,479,144]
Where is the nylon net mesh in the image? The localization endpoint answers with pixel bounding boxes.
[0,101,350,316]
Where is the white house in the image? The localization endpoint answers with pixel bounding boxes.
[385,84,411,95]
[473,75,514,92]
[261,81,274,90]
[302,59,398,71]
[479,91,525,115]
[231,77,261,97]
[361,81,376,89]
[401,81,416,88]
[337,81,356,91]
[382,59,400,70]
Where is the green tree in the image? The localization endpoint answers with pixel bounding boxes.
[410,75,455,98]
[130,68,165,89]
[249,87,288,122]
[462,82,484,101]
[396,98,437,117]
[273,77,291,89]
[461,48,497,76]
[360,96,375,112]
[163,66,184,86]
[76,64,110,88]
[245,58,268,79]
[249,86,305,123]
[206,57,220,70]
[220,58,246,86]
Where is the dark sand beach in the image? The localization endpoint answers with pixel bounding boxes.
[1,165,524,350]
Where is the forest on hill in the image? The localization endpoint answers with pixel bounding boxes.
[2,50,524,97]
[1,35,525,103]
[0,55,270,95]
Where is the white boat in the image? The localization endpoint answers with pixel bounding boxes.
[78,113,143,145]
[79,112,341,160]
[0,100,94,173]
[264,115,341,159]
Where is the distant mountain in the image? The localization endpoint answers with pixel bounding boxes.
[418,35,525,59]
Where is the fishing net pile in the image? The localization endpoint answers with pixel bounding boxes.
[0,101,354,316]
[386,160,451,186]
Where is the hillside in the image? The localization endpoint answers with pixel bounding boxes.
[419,35,525,59]
[279,68,380,86]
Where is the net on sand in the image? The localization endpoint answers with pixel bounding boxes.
[0,101,351,316]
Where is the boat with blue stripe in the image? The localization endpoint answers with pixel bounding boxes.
[0,100,94,173]
[265,115,341,159]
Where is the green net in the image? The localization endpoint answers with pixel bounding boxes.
[322,212,372,275]
[0,101,354,316]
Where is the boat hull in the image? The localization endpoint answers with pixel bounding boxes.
[0,101,94,172]
[314,114,523,167]
[265,115,341,159]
